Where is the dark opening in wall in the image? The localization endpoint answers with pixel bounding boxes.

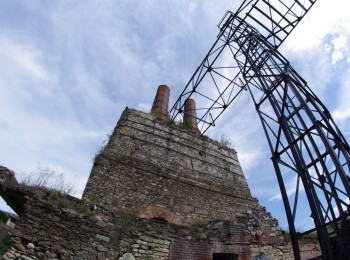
[213,253,238,260]
[151,217,168,223]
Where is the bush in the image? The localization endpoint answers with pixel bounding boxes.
[220,134,233,147]
[20,165,75,195]
[0,234,12,256]
[0,212,8,224]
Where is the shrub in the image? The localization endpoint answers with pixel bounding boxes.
[220,134,233,147]
[20,165,75,195]
[0,234,12,256]
[0,212,8,224]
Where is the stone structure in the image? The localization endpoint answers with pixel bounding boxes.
[0,86,321,259]
[0,184,291,259]
[83,108,256,225]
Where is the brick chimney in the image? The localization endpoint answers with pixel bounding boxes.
[184,98,198,130]
[151,85,170,122]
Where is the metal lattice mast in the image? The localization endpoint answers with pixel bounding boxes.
[169,1,350,259]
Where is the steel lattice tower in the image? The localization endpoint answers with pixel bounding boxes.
[169,1,350,259]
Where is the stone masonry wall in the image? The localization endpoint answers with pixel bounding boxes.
[1,188,289,260]
[0,106,322,259]
[82,108,258,224]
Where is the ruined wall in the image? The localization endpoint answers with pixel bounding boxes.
[0,106,322,259]
[83,108,257,224]
[0,86,323,259]
[1,189,288,260]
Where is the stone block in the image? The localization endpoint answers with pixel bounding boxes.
[109,230,119,239]
[96,245,108,252]
[96,234,110,243]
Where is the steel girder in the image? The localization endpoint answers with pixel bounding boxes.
[233,21,350,260]
[169,1,350,259]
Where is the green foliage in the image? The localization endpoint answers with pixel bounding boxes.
[281,229,318,244]
[47,192,93,215]
[182,120,191,129]
[74,203,92,214]
[93,131,113,161]
[113,214,135,226]
[281,230,291,243]
[56,197,74,209]
[189,219,209,233]
[131,220,146,232]
[2,235,12,245]
[95,143,107,158]
[173,120,191,130]
[151,110,165,119]
[299,231,318,243]
[112,212,147,232]
[189,219,209,228]
[0,212,9,224]
[0,234,12,256]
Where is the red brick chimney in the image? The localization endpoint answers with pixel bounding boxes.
[184,98,198,130]
[151,85,170,122]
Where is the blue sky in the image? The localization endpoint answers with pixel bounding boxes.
[0,0,349,230]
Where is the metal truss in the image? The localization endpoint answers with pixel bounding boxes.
[169,0,317,133]
[169,0,350,259]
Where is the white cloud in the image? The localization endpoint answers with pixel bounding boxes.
[332,34,348,50]
[0,37,51,83]
[332,67,350,123]
[188,2,197,13]
[333,197,350,218]
[137,102,152,113]
[8,44,50,80]
[333,108,350,122]
[269,170,309,203]
[329,33,349,64]
[282,0,350,53]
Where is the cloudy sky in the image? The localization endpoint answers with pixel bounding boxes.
[1,0,349,230]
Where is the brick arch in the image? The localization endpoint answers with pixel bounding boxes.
[138,204,181,225]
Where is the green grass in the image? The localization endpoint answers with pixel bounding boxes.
[281,230,318,244]
[299,231,318,243]
[0,234,12,256]
[113,215,135,226]
[0,213,8,224]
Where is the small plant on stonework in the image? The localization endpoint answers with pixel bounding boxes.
[189,219,210,233]
[113,212,137,226]
[46,191,72,209]
[0,234,12,256]
[131,220,147,232]
[0,212,8,224]
[56,197,74,209]
[281,230,291,243]
[189,219,209,228]
[299,231,318,244]
[93,144,107,162]
[74,203,92,215]
[151,110,165,119]
[182,120,191,129]
[48,193,93,215]
[173,119,191,130]
[219,134,233,147]
[171,223,190,232]
[92,131,113,161]
[19,165,75,195]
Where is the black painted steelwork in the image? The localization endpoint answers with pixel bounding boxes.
[169,1,350,259]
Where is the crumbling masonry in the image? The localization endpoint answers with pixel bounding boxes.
[0,85,320,259]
